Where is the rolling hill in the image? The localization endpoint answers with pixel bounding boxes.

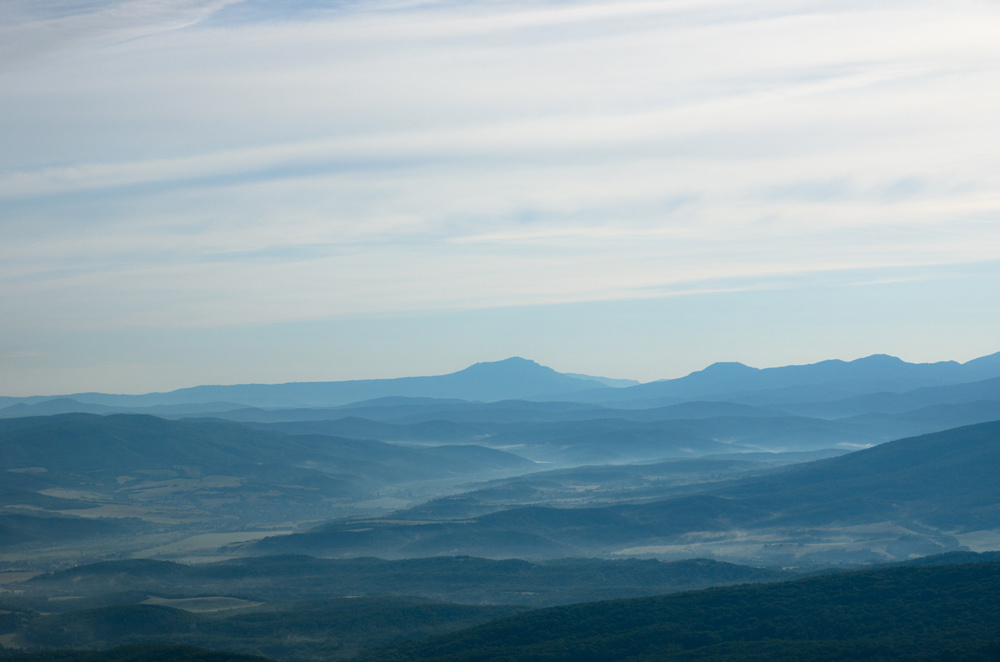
[253,420,1000,562]
[0,414,532,555]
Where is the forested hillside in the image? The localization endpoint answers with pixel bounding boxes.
[360,562,1000,662]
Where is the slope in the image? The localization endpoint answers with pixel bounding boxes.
[0,414,532,556]
[253,420,1000,561]
[17,555,787,608]
[359,561,1000,662]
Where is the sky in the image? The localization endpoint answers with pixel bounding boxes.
[2,0,1000,395]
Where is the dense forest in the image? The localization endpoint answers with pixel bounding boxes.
[3,560,999,661]
[0,644,274,662]
[359,562,1000,662]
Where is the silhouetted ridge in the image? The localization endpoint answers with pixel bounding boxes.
[0,358,609,409]
[569,351,1000,405]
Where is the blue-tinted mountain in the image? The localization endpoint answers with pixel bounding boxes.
[5,352,999,414]
[776,376,1000,417]
[565,352,1000,406]
[837,400,1000,440]
[0,359,615,410]
[0,399,247,419]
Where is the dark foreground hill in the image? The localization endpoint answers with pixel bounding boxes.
[0,557,785,661]
[16,555,786,608]
[4,598,520,662]
[0,644,274,662]
[360,561,1000,662]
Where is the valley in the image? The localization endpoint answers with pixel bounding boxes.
[2,355,1000,660]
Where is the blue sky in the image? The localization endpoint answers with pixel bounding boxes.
[2,0,999,394]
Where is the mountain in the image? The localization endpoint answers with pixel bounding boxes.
[0,359,617,411]
[563,373,639,388]
[0,399,248,420]
[776,376,1000,418]
[838,400,1000,440]
[5,352,998,414]
[358,561,1000,662]
[562,352,1000,406]
[0,398,113,418]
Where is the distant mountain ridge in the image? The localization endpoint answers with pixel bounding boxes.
[560,351,1000,406]
[2,352,999,413]
[0,358,616,410]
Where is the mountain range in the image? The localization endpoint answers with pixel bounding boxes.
[3,353,1000,413]
[3,352,1000,661]
[0,359,618,411]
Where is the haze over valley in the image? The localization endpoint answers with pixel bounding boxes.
[4,0,1000,659]
[2,352,1000,660]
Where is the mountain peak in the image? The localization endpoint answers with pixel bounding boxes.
[456,357,557,380]
[464,357,544,371]
[851,354,906,365]
[699,362,757,374]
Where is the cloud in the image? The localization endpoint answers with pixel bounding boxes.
[1,0,1000,335]
[0,0,243,66]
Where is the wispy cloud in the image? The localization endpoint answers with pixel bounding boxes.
[0,0,242,66]
[2,0,1000,390]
